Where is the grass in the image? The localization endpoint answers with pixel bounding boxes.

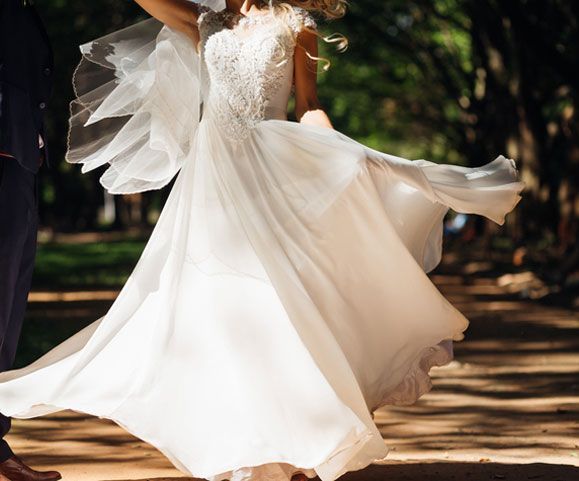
[16,238,147,366]
[33,239,147,289]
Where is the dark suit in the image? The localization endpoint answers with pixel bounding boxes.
[1,0,53,171]
[0,0,53,462]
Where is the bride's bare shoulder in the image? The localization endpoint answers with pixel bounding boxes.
[288,6,318,33]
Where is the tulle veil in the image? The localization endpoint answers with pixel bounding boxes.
[66,0,226,194]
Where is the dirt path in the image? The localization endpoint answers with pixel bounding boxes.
[7,254,579,481]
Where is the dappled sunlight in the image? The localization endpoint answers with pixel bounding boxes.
[10,409,579,480]
[106,479,196,481]
[10,412,183,480]
[29,291,120,302]
[6,248,576,479]
[369,252,579,468]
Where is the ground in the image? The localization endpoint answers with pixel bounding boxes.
[5,239,579,481]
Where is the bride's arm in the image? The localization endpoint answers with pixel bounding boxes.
[133,0,204,43]
[294,30,334,129]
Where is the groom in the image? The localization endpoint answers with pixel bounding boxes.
[0,1,60,480]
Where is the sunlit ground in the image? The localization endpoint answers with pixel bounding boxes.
[6,237,579,480]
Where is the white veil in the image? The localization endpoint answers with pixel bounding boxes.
[65,0,226,194]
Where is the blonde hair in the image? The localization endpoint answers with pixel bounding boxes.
[281,0,348,19]
[257,0,349,71]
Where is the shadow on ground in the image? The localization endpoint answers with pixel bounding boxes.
[104,461,579,481]
[345,462,579,481]
[9,243,577,480]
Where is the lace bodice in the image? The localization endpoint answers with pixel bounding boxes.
[198,7,316,141]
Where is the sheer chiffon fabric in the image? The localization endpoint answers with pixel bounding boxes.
[66,18,200,193]
[0,4,523,481]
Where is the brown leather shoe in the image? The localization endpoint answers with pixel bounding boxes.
[0,456,61,481]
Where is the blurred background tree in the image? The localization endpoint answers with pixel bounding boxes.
[40,0,153,231]
[37,0,578,275]
[321,0,578,254]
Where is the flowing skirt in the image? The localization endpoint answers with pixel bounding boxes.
[0,115,523,481]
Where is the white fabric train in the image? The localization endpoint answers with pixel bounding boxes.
[0,2,524,481]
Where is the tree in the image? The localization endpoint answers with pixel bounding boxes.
[36,1,577,259]
[321,0,578,248]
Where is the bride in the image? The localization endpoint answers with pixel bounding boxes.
[0,1,524,480]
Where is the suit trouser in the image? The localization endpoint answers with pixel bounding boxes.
[0,157,38,462]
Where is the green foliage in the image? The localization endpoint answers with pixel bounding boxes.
[319,0,577,245]
[13,239,145,366]
[33,0,578,245]
[39,1,148,230]
[317,0,475,161]
[33,239,146,288]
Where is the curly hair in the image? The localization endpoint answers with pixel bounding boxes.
[279,0,348,19]
[256,0,349,70]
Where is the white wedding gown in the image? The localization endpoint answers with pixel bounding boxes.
[0,4,524,481]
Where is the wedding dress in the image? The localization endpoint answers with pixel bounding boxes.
[0,2,524,481]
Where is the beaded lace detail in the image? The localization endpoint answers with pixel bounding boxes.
[198,7,316,141]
